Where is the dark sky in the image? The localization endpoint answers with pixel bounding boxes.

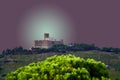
[0,0,120,53]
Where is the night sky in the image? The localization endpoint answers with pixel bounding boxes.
[0,0,120,53]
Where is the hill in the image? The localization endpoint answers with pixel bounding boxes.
[0,51,120,80]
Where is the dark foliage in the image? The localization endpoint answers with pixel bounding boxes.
[101,47,120,54]
[1,46,32,55]
[1,43,120,56]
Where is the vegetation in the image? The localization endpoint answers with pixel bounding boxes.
[0,43,120,80]
[1,46,32,55]
[1,43,120,55]
[0,51,120,80]
[5,54,110,80]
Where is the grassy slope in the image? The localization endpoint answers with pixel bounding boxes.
[0,51,120,80]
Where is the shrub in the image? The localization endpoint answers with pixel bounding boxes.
[5,54,110,80]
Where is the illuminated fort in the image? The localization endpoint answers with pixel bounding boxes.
[33,33,64,48]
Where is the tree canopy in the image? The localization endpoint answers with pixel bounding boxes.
[6,54,110,80]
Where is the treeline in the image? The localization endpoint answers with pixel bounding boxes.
[101,47,120,54]
[0,43,120,57]
[32,43,120,54]
[0,46,32,58]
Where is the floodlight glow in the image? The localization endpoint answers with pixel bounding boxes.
[18,5,73,47]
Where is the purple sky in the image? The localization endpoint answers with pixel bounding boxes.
[0,0,120,53]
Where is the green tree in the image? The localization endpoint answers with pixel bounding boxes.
[5,54,110,80]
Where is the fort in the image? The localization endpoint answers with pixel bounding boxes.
[33,33,64,49]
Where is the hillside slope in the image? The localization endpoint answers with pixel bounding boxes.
[0,51,120,80]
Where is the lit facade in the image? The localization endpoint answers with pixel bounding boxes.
[33,33,63,48]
